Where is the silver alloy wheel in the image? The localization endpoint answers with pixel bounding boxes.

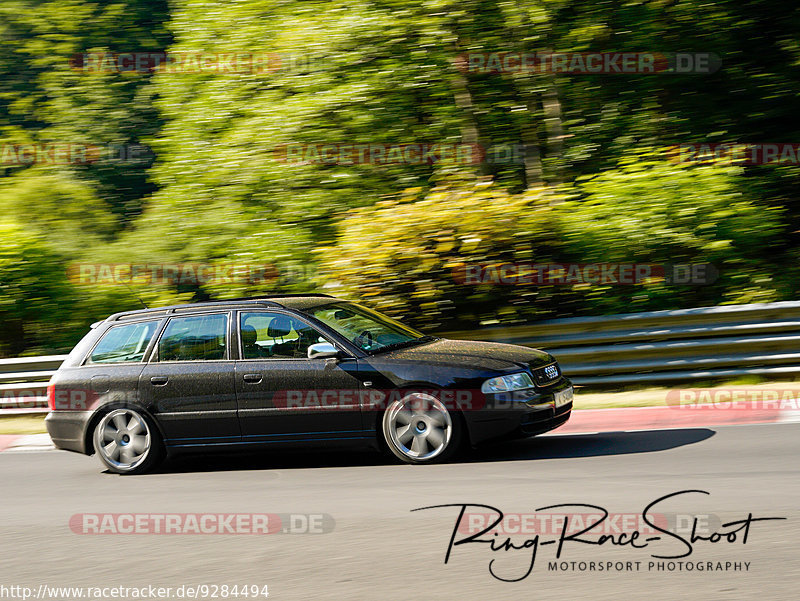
[94,408,151,472]
[383,393,453,461]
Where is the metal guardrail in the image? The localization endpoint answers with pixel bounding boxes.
[2,300,799,414]
[0,355,68,413]
[445,300,800,386]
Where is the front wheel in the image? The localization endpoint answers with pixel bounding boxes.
[381,392,463,464]
[92,408,163,474]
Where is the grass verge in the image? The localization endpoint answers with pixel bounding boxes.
[0,414,47,435]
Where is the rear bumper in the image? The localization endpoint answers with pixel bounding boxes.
[463,379,573,445]
[45,411,93,454]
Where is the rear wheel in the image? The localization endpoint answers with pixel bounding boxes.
[381,392,463,464]
[92,408,162,474]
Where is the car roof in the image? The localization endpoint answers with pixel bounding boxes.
[102,294,344,323]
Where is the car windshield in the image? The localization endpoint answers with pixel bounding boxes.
[302,302,434,353]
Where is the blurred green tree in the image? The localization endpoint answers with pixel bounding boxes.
[1,0,799,353]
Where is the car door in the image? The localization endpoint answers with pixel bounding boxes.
[139,312,240,445]
[234,310,368,443]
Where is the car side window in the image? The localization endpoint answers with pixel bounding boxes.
[157,313,228,361]
[88,321,160,364]
[239,312,327,359]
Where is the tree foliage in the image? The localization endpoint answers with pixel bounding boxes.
[1,0,799,353]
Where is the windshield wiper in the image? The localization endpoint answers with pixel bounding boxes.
[368,335,438,355]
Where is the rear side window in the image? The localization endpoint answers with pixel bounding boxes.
[158,313,228,361]
[88,321,160,364]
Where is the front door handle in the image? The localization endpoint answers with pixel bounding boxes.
[242,373,262,384]
[150,376,169,386]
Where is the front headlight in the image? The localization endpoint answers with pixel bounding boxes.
[481,372,534,394]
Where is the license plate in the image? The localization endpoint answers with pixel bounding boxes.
[554,387,573,408]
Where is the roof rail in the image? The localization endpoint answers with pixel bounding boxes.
[106,299,284,322]
[104,294,336,322]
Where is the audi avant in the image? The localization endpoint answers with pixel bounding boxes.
[45,295,572,473]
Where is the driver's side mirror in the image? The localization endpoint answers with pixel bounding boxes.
[307,342,340,360]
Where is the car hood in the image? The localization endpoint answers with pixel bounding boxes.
[374,338,553,372]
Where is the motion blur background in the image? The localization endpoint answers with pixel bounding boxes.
[1,0,798,357]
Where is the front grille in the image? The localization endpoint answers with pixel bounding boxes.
[531,362,561,387]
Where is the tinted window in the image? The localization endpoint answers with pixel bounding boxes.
[240,312,326,359]
[303,302,425,352]
[158,314,228,361]
[89,321,159,364]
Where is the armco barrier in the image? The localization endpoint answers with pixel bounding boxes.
[2,300,800,414]
[444,300,800,385]
[0,355,68,413]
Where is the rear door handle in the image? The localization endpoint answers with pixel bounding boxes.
[150,376,169,386]
[242,373,262,384]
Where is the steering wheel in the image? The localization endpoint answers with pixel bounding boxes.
[353,330,374,348]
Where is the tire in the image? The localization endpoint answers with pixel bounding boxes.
[92,407,163,474]
[381,392,463,464]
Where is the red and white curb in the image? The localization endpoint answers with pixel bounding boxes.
[544,404,800,436]
[0,434,55,453]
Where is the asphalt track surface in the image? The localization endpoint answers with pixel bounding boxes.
[0,421,797,601]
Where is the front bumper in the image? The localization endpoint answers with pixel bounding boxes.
[463,378,573,445]
[45,410,93,454]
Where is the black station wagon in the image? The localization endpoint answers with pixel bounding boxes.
[45,295,572,473]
